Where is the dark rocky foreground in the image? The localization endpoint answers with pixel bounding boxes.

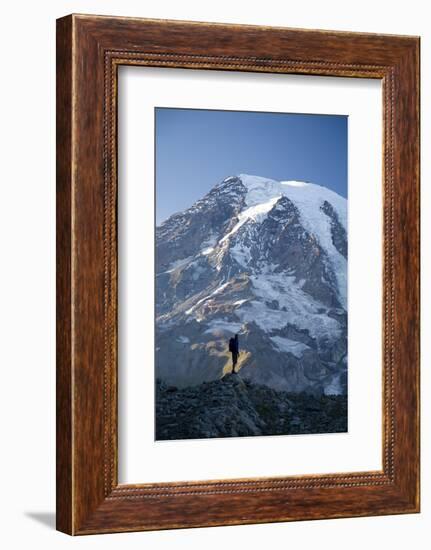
[156,374,347,440]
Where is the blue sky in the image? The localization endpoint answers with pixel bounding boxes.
[155,108,347,224]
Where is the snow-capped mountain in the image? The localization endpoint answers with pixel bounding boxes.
[156,174,347,395]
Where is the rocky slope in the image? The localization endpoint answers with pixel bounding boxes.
[156,374,347,440]
[156,174,347,395]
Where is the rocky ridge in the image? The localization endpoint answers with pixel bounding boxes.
[156,373,348,440]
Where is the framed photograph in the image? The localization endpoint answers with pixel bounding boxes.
[56,14,420,534]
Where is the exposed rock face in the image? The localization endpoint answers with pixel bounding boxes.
[320,199,348,259]
[156,174,347,395]
[156,374,347,440]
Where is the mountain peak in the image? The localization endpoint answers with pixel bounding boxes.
[236,174,345,215]
[156,172,347,395]
[238,173,309,187]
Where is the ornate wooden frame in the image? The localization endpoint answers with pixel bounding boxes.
[56,14,420,535]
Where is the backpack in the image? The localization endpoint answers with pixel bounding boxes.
[228,338,234,352]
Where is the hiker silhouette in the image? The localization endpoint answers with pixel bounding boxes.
[228,334,239,373]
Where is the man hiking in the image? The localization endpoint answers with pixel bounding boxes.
[228,333,239,373]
